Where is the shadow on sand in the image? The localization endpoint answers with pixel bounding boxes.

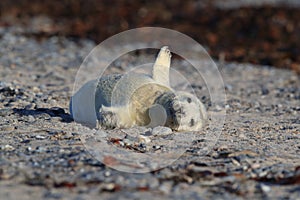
[13,107,73,123]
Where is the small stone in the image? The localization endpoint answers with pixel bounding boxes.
[138,135,151,144]
[123,138,133,146]
[0,109,13,117]
[217,145,228,151]
[49,99,57,106]
[0,126,15,131]
[260,184,271,193]
[27,115,35,122]
[124,134,138,141]
[215,105,223,111]
[51,117,61,121]
[37,113,51,120]
[147,178,159,189]
[151,126,172,136]
[243,165,249,171]
[32,86,40,93]
[261,87,269,95]
[2,144,15,151]
[35,146,46,152]
[138,143,147,151]
[21,139,30,144]
[238,133,246,139]
[153,145,161,150]
[104,171,111,177]
[101,183,117,192]
[35,135,46,139]
[263,123,270,127]
[251,163,260,169]
[50,107,65,115]
[225,84,233,91]
[258,170,268,177]
[159,181,173,194]
[25,103,36,110]
[122,127,151,137]
[118,141,124,146]
[232,158,240,166]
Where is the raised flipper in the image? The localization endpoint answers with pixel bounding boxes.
[152,46,172,87]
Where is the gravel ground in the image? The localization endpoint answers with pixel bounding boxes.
[0,27,299,199]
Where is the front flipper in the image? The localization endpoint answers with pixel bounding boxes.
[98,105,134,129]
[98,106,119,129]
[152,46,172,87]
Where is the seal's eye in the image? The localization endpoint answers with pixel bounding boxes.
[190,118,195,126]
[187,97,192,103]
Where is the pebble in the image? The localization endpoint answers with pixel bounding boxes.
[1,144,15,151]
[123,139,133,146]
[49,99,57,106]
[35,135,46,140]
[27,115,35,122]
[151,126,172,136]
[147,177,160,189]
[0,125,15,131]
[251,163,261,169]
[100,183,117,192]
[238,133,247,139]
[153,145,161,150]
[159,181,173,194]
[37,113,51,120]
[260,184,271,193]
[215,105,223,111]
[32,86,40,93]
[0,109,13,117]
[138,135,151,144]
[261,86,269,95]
[35,146,46,152]
[104,171,111,177]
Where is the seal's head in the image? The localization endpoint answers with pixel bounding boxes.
[155,91,207,131]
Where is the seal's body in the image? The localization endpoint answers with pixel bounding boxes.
[70,46,207,131]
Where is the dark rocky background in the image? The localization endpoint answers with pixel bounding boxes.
[0,0,299,73]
